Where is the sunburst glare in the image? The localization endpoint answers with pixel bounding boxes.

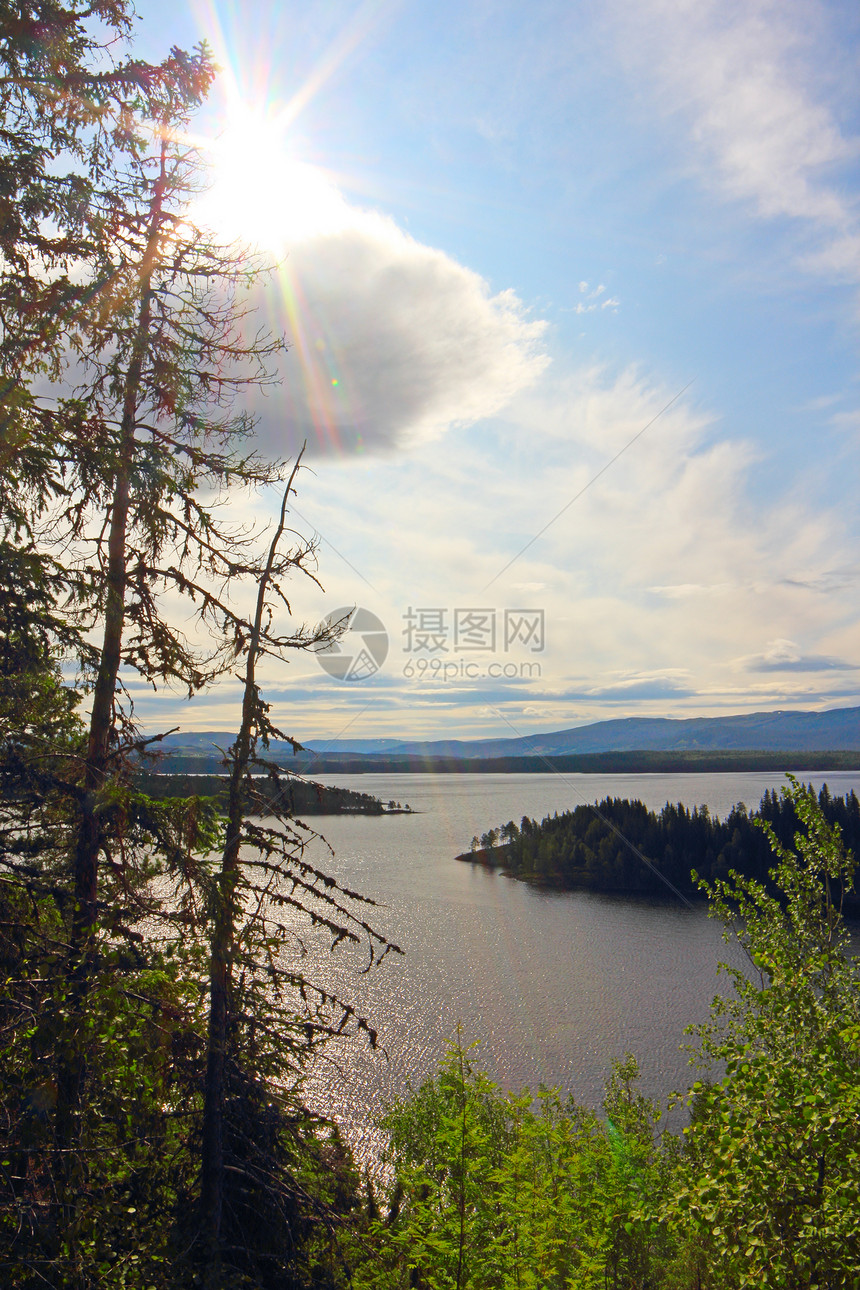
[195,105,352,254]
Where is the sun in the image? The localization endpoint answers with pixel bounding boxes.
[196,107,350,254]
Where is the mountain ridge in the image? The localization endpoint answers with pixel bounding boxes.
[154,704,860,761]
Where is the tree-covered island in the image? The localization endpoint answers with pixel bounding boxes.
[135,772,411,816]
[459,784,860,908]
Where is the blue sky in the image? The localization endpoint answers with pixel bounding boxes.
[134,0,860,741]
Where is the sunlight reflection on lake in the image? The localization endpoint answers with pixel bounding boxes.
[274,770,860,1165]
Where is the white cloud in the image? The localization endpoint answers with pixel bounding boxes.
[611,0,860,284]
[123,338,859,737]
[570,285,618,315]
[737,638,856,673]
[242,191,548,458]
[229,365,856,734]
[649,583,732,598]
[829,408,860,439]
[763,639,804,665]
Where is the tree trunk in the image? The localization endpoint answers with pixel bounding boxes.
[200,456,303,1254]
[54,144,168,1175]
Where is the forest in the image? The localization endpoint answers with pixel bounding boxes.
[463,785,860,907]
[136,772,393,816]
[1,6,859,1287]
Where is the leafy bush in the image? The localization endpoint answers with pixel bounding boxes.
[666,777,860,1288]
[353,1039,681,1289]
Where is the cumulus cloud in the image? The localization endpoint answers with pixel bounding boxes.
[611,0,860,284]
[243,193,548,457]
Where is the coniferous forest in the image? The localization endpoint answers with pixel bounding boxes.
[1,7,860,1287]
[463,786,860,906]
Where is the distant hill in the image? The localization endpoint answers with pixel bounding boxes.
[153,706,860,768]
[378,706,860,759]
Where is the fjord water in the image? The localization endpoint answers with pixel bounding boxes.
[292,771,860,1160]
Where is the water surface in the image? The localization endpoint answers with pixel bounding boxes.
[287,771,860,1160]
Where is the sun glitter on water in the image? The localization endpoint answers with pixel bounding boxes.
[196,106,351,254]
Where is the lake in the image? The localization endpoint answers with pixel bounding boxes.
[285,770,860,1164]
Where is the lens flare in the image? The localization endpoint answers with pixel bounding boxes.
[195,107,350,254]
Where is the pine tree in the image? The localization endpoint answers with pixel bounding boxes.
[1,10,397,1281]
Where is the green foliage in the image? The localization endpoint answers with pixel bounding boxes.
[0,848,368,1288]
[353,1039,682,1290]
[0,6,382,1285]
[665,776,860,1288]
[0,880,205,1286]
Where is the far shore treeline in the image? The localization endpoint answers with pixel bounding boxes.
[161,747,860,775]
[459,784,860,908]
[134,771,397,816]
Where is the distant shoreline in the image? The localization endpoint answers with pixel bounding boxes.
[134,771,411,815]
[204,749,860,776]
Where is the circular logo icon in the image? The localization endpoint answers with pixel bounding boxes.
[316,606,389,681]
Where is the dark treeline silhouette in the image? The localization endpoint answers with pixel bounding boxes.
[461,785,860,907]
[135,771,389,815]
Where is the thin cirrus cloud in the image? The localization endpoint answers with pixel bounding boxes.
[243,192,549,458]
[559,678,698,702]
[611,0,860,284]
